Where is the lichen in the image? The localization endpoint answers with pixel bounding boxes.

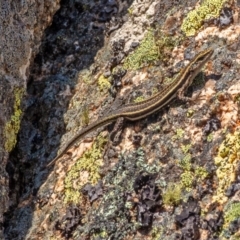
[180,171,194,191]
[154,30,181,62]
[64,135,108,204]
[81,105,90,126]
[213,130,240,204]
[73,148,161,238]
[151,226,164,240]
[123,29,180,70]
[220,202,240,238]
[152,87,159,95]
[181,144,192,154]
[127,7,133,15]
[181,0,228,36]
[79,69,92,84]
[180,153,192,171]
[134,95,145,103]
[162,182,182,206]
[123,29,159,70]
[172,128,184,140]
[186,109,194,118]
[195,166,208,180]
[98,74,111,92]
[123,28,180,70]
[224,202,240,229]
[4,87,24,152]
[179,146,208,192]
[207,133,214,142]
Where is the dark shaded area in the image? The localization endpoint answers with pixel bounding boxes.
[175,197,201,240]
[55,205,82,238]
[82,181,103,203]
[134,172,162,229]
[219,7,234,29]
[74,148,158,239]
[201,210,223,235]
[203,117,221,135]
[4,0,133,239]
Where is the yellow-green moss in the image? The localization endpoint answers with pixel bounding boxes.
[181,0,228,36]
[181,144,192,154]
[207,133,214,142]
[220,202,240,237]
[186,109,194,118]
[78,69,92,84]
[154,31,181,61]
[127,7,133,15]
[179,146,208,192]
[180,171,194,191]
[234,93,240,103]
[223,202,240,229]
[213,130,240,204]
[4,87,24,152]
[98,75,111,91]
[172,128,185,141]
[195,166,208,180]
[152,87,159,95]
[151,226,164,240]
[123,28,180,70]
[180,153,192,170]
[93,231,108,239]
[123,30,159,70]
[81,105,90,126]
[64,135,108,204]
[134,95,145,103]
[162,182,182,206]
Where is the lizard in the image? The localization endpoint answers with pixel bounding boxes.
[46,47,214,168]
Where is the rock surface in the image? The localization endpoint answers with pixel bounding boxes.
[0,1,60,238]
[2,0,240,239]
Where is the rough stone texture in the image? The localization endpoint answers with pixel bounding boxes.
[0,0,60,238]
[2,0,240,239]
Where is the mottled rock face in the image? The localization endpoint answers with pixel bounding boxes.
[0,0,60,238]
[2,0,240,239]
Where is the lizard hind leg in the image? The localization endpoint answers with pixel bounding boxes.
[109,117,125,145]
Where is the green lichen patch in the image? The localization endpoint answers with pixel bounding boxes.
[162,182,182,206]
[151,226,164,240]
[4,87,24,152]
[207,133,214,142]
[213,130,240,204]
[220,202,240,238]
[181,144,192,154]
[195,166,209,180]
[180,153,192,171]
[154,30,181,62]
[73,148,161,239]
[78,69,93,84]
[181,0,228,36]
[133,95,145,103]
[172,128,185,141]
[224,202,240,229]
[180,171,194,191]
[186,109,194,118]
[98,74,111,92]
[64,135,108,204]
[123,30,159,70]
[123,29,179,70]
[81,105,90,126]
[179,146,208,192]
